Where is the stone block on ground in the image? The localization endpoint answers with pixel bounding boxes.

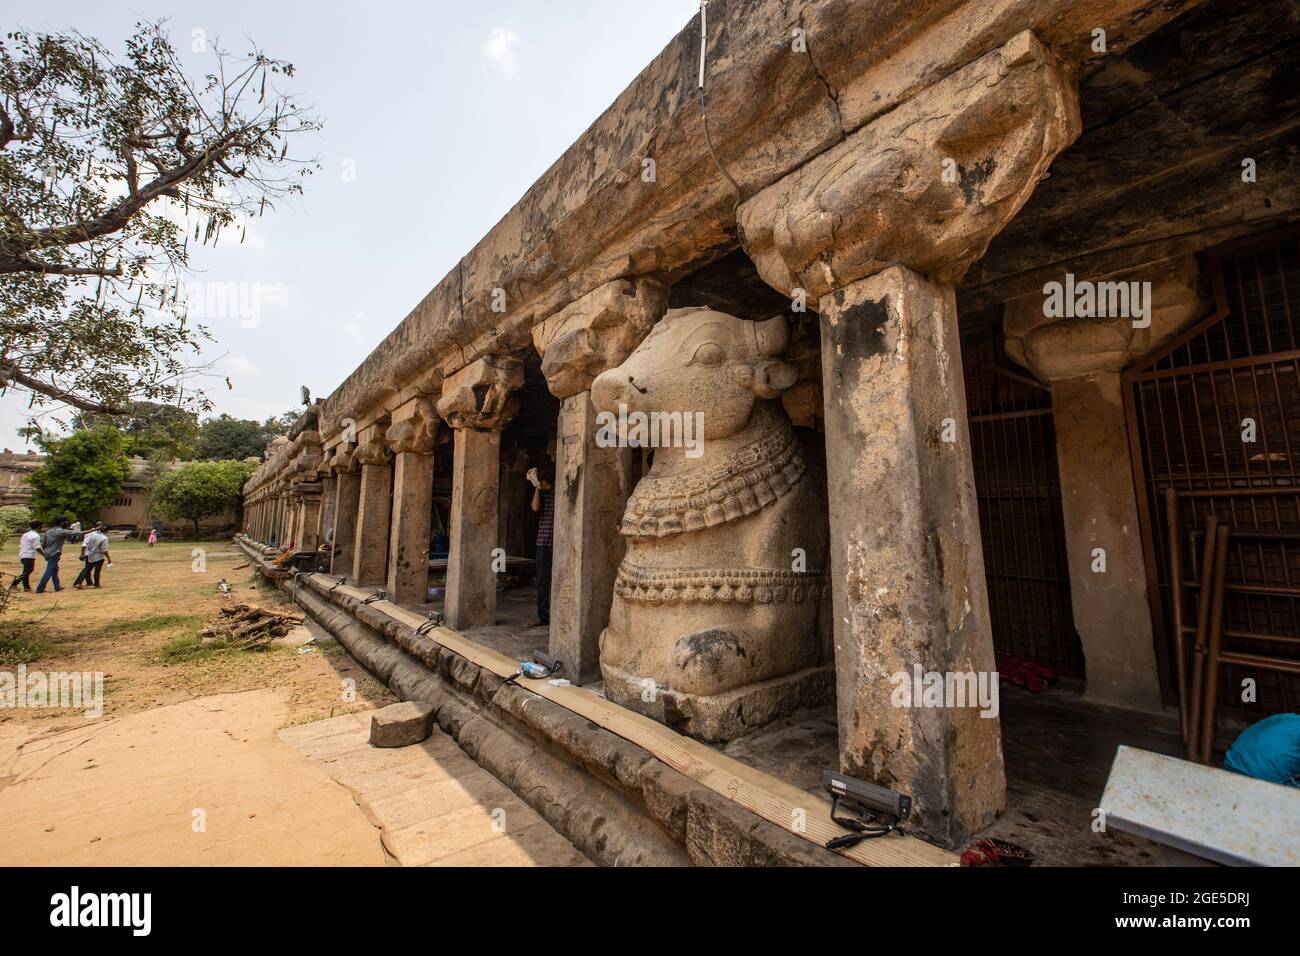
[370,701,435,748]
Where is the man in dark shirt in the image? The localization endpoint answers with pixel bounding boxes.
[35,517,82,594]
[530,464,556,626]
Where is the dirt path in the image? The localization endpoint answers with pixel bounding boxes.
[0,540,587,866]
[0,688,387,865]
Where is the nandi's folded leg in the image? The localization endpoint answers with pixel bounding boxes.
[670,627,759,698]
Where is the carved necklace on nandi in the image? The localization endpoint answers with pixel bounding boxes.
[620,403,805,537]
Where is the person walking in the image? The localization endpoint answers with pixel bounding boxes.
[148,526,158,547]
[11,520,43,591]
[529,464,556,627]
[34,517,82,594]
[73,522,111,589]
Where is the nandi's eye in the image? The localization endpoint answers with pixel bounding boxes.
[690,342,726,366]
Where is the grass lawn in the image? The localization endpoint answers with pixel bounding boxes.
[0,540,391,730]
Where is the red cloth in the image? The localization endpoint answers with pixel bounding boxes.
[1001,656,1057,693]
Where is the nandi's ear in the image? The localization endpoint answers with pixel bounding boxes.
[751,359,798,398]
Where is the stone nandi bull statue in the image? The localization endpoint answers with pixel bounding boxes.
[591,307,831,741]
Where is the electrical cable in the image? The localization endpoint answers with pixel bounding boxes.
[698,1,743,208]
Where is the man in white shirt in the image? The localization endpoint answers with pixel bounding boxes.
[12,520,43,591]
[73,522,111,590]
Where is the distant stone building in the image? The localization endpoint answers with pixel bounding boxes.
[2,452,238,536]
[98,459,240,536]
[0,449,43,506]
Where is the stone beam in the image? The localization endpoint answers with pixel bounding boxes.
[321,1,1190,439]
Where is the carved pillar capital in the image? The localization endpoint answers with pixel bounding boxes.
[736,30,1080,304]
[436,355,524,430]
[532,278,669,399]
[385,397,440,455]
[1003,256,1206,382]
[326,444,356,474]
[353,437,392,467]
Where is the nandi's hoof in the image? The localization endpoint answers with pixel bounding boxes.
[671,627,755,696]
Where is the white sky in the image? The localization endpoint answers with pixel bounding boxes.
[1,0,702,447]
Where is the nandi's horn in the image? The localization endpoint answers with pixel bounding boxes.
[750,314,789,357]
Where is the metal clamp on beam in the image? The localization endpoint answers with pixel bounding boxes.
[822,770,911,850]
[415,611,445,635]
[361,589,387,605]
[329,576,347,592]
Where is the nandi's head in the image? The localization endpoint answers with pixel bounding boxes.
[591,308,796,440]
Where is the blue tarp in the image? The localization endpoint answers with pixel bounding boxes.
[1223,713,1300,787]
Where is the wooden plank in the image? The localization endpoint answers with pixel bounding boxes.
[308,575,957,867]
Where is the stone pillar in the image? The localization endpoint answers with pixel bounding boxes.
[1001,258,1204,712]
[550,393,632,681]
[298,493,322,551]
[320,475,337,548]
[530,278,667,680]
[819,267,1002,843]
[1050,374,1162,710]
[445,428,500,628]
[330,445,361,577]
[734,30,1079,844]
[385,400,439,604]
[272,496,284,545]
[351,432,393,587]
[437,356,523,629]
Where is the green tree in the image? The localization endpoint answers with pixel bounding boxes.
[151,458,255,536]
[0,21,321,417]
[194,409,300,460]
[26,425,129,522]
[0,504,30,546]
[195,414,270,461]
[74,401,200,459]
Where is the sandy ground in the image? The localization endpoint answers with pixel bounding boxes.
[0,541,393,865]
[0,689,387,865]
[0,540,585,867]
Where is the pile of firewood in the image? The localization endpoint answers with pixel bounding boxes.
[201,603,304,646]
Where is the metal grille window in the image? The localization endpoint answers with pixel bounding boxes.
[963,322,1084,677]
[1125,229,1300,715]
